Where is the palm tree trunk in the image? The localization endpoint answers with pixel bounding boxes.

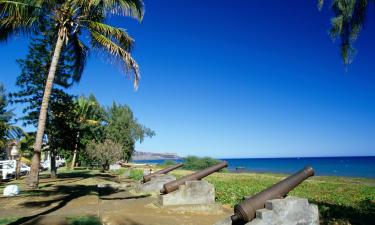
[27,29,65,188]
[70,131,80,170]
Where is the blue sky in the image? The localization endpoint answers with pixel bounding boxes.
[1,0,375,158]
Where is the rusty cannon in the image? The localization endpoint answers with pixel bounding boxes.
[230,166,315,224]
[160,161,228,194]
[142,163,183,183]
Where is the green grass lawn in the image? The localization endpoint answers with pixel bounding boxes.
[170,170,375,225]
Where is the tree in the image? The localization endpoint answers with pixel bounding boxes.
[70,95,105,169]
[86,139,123,171]
[318,0,373,65]
[105,103,155,161]
[11,31,79,179]
[0,83,12,149]
[0,83,24,150]
[0,0,144,188]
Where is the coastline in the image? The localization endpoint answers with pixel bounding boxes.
[132,156,375,179]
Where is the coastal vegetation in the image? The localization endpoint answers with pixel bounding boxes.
[181,156,221,170]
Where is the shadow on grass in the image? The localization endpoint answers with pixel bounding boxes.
[8,185,98,225]
[67,216,101,225]
[313,199,375,225]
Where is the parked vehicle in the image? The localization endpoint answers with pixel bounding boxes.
[20,164,30,175]
[0,160,16,180]
[0,160,31,179]
[40,160,49,171]
[40,157,66,171]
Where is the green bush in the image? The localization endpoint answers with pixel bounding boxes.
[129,169,144,180]
[182,156,222,171]
[159,160,177,167]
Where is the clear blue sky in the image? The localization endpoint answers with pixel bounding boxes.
[1,0,375,158]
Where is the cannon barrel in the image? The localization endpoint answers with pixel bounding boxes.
[160,161,228,194]
[142,163,183,183]
[231,166,314,224]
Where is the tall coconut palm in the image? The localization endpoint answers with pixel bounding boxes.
[0,0,144,188]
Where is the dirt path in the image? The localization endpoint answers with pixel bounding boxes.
[0,174,232,225]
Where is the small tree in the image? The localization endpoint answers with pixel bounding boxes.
[105,103,155,161]
[86,139,123,171]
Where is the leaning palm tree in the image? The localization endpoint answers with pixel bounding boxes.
[0,0,144,188]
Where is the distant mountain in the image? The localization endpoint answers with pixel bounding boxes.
[132,151,181,160]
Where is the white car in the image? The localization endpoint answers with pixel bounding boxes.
[40,160,50,171]
[0,160,16,180]
[20,163,30,175]
[0,160,31,179]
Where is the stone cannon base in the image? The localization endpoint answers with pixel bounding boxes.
[215,196,319,225]
[158,180,215,206]
[136,174,176,193]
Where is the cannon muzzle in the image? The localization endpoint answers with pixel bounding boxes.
[160,161,228,194]
[143,163,183,183]
[231,166,314,224]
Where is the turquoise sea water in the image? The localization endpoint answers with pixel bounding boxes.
[132,156,375,178]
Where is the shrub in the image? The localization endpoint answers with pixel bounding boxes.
[129,169,144,180]
[159,160,177,167]
[182,156,222,171]
[86,139,123,171]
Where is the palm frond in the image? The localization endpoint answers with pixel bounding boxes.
[88,21,133,51]
[90,30,140,89]
[6,124,26,140]
[66,33,89,83]
[0,0,44,42]
[318,0,324,10]
[328,0,369,65]
[92,0,144,20]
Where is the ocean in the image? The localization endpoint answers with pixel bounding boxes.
[132,156,375,178]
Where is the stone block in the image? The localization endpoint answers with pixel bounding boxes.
[214,196,319,225]
[246,196,319,225]
[137,174,176,193]
[159,180,215,206]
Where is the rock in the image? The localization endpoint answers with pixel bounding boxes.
[158,180,215,206]
[109,164,121,170]
[214,196,319,225]
[3,185,20,196]
[137,174,176,193]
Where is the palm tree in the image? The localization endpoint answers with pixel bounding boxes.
[0,0,144,188]
[71,96,102,170]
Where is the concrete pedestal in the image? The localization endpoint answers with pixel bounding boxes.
[215,196,319,225]
[158,180,215,206]
[137,174,176,193]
